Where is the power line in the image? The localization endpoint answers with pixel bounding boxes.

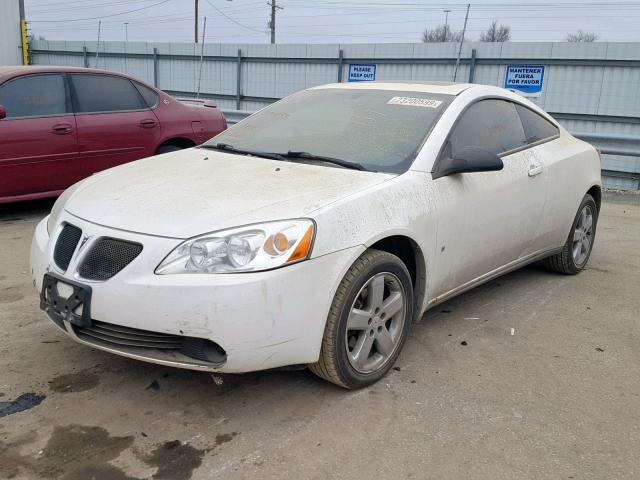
[204,0,266,33]
[30,0,160,15]
[29,0,172,22]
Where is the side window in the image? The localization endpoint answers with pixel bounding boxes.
[446,99,527,159]
[0,74,67,119]
[70,74,145,113]
[515,104,559,144]
[133,82,160,108]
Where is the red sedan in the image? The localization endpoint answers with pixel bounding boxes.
[0,66,227,204]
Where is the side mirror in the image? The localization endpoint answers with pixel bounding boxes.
[0,105,6,120]
[433,146,504,179]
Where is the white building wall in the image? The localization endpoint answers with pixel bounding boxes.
[0,0,23,65]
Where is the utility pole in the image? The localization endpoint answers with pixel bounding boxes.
[268,0,283,44]
[19,0,29,65]
[196,17,207,98]
[195,0,199,43]
[95,20,101,68]
[443,8,451,41]
[124,22,129,42]
[453,4,470,82]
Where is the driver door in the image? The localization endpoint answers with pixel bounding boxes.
[430,99,547,297]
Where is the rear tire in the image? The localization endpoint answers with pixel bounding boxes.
[155,145,183,155]
[310,249,413,389]
[543,194,598,275]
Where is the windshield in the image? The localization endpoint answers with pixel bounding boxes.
[206,88,454,173]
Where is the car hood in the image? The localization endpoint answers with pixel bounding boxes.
[65,148,392,238]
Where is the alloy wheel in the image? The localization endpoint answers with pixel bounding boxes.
[345,272,407,374]
[572,204,594,266]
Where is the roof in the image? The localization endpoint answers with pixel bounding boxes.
[312,81,475,95]
[0,65,135,80]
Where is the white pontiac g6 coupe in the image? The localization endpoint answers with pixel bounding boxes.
[31,81,601,388]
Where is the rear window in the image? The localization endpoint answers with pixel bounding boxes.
[515,104,559,144]
[0,74,67,118]
[70,74,146,113]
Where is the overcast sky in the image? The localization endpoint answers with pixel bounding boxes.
[25,0,640,44]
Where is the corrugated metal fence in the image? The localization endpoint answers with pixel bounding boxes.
[29,40,640,190]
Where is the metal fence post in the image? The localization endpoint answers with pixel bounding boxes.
[468,48,477,83]
[337,49,344,82]
[236,49,242,110]
[153,47,159,87]
[82,46,88,68]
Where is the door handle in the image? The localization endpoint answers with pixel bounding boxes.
[51,123,73,135]
[528,164,543,177]
[139,119,157,128]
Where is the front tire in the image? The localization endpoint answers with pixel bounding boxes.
[544,194,598,275]
[310,249,413,389]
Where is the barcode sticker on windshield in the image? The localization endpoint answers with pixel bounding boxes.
[387,97,443,108]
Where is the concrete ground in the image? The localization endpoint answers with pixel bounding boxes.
[0,194,639,480]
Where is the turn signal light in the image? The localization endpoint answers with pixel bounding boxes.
[287,225,314,262]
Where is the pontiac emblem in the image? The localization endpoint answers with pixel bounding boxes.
[79,235,90,250]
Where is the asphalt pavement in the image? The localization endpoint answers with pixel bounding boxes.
[1,193,639,480]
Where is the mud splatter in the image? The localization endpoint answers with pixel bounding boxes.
[0,286,24,304]
[0,425,134,479]
[146,380,161,391]
[49,371,100,393]
[144,433,238,480]
[0,423,238,480]
[214,432,238,446]
[146,440,208,480]
[0,392,45,418]
[62,464,138,480]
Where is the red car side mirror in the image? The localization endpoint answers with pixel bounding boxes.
[0,105,6,120]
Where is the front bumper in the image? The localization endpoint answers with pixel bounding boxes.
[31,213,363,373]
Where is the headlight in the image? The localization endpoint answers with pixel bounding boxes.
[47,181,84,235]
[156,219,315,274]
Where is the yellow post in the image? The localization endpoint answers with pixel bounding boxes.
[21,19,29,65]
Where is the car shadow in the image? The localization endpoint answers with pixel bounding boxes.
[0,198,55,222]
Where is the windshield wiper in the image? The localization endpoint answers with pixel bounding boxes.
[200,144,367,171]
[200,143,286,161]
[280,151,367,171]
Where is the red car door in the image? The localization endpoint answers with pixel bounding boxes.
[69,73,161,175]
[0,73,81,202]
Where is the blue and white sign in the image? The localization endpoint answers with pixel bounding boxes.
[504,65,545,97]
[348,64,376,82]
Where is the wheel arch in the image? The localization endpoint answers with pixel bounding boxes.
[587,184,602,213]
[155,137,196,153]
[367,234,427,323]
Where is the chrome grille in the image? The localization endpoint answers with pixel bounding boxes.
[53,224,82,271]
[78,238,142,281]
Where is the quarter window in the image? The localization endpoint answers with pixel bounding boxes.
[70,74,146,113]
[0,74,67,119]
[446,99,527,159]
[515,104,559,144]
[133,82,159,108]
